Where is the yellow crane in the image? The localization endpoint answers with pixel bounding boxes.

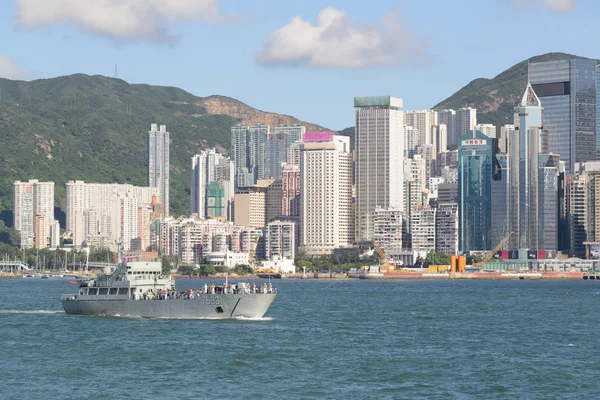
[473,232,514,267]
[370,240,395,271]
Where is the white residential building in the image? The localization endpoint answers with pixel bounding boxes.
[13,180,55,249]
[66,181,159,250]
[148,123,169,216]
[190,148,234,218]
[475,123,497,138]
[436,202,458,255]
[404,110,438,148]
[410,207,436,254]
[405,126,419,156]
[266,220,296,260]
[372,207,403,251]
[299,133,354,255]
[355,96,404,241]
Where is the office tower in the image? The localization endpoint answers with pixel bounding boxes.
[498,124,514,153]
[299,133,354,255]
[491,153,510,250]
[410,207,436,253]
[475,124,496,138]
[355,96,404,241]
[569,161,600,257]
[372,207,403,251]
[190,149,233,218]
[266,220,296,260]
[265,125,305,179]
[265,179,283,222]
[282,164,301,217]
[435,202,458,255]
[508,84,559,252]
[234,183,269,229]
[458,130,495,251]
[14,180,55,249]
[434,124,448,153]
[529,58,597,173]
[148,123,169,216]
[405,126,418,157]
[66,181,159,250]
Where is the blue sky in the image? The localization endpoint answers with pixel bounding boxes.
[0,0,598,129]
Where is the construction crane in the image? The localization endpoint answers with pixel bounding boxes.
[371,240,395,271]
[473,232,514,267]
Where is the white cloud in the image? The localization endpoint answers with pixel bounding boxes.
[255,7,428,68]
[544,0,575,12]
[13,0,221,44]
[509,0,575,13]
[0,55,33,80]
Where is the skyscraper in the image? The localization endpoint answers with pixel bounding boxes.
[529,58,597,173]
[249,124,269,182]
[355,96,404,242]
[569,161,600,257]
[299,133,354,255]
[231,123,270,186]
[265,125,305,179]
[508,84,559,252]
[458,130,495,251]
[14,180,55,249]
[190,149,234,218]
[148,123,169,216]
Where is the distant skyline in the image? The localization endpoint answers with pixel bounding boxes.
[1,0,598,130]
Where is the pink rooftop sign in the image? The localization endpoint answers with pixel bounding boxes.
[302,131,335,143]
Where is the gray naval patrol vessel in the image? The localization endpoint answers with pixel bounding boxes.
[61,254,276,319]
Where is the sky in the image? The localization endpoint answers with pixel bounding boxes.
[0,0,598,130]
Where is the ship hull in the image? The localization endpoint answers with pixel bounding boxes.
[62,293,276,319]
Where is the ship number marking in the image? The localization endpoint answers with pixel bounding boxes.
[201,296,220,305]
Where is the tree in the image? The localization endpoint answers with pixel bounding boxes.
[178,265,196,275]
[231,264,252,275]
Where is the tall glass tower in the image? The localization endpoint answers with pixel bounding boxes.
[529,58,597,173]
[458,130,494,252]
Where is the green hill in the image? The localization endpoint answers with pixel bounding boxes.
[433,52,597,129]
[0,74,324,225]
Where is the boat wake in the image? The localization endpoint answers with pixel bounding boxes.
[234,316,274,321]
[0,309,62,315]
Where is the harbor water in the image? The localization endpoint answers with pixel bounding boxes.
[1,278,599,399]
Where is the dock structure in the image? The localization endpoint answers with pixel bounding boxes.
[0,260,33,273]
